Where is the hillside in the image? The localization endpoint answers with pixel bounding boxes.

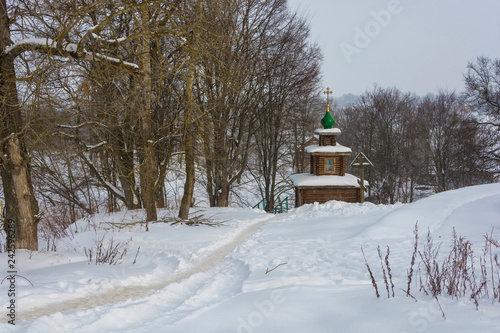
[1,183,500,332]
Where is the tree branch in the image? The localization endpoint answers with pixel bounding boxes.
[4,37,139,71]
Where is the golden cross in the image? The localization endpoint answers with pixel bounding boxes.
[323,87,332,111]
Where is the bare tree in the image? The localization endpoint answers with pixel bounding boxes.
[198,0,285,207]
[178,0,203,220]
[0,0,40,249]
[421,91,493,191]
[464,57,500,128]
[288,93,321,174]
[339,88,495,204]
[196,0,321,209]
[0,0,175,248]
[253,10,322,211]
[341,87,414,203]
[464,56,500,172]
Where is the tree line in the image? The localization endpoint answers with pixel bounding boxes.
[336,60,500,204]
[0,0,322,250]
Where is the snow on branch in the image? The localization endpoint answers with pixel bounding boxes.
[103,180,126,199]
[91,33,128,45]
[5,38,76,59]
[85,141,107,150]
[4,34,139,71]
[79,152,126,201]
[91,51,139,69]
[58,122,109,130]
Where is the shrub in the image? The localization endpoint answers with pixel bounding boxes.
[84,235,131,265]
[363,224,500,309]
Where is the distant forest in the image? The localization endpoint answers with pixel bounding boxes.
[333,81,499,204]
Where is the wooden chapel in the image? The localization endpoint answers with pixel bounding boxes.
[290,88,368,207]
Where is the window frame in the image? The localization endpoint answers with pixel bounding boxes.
[325,158,335,174]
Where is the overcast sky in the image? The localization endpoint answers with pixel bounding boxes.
[287,0,500,97]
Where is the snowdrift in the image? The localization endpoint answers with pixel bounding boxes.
[0,184,499,332]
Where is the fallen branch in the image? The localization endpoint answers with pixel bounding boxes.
[399,288,417,302]
[132,246,141,265]
[164,215,226,227]
[266,262,288,274]
[104,213,226,229]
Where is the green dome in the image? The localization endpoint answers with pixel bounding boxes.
[321,110,335,129]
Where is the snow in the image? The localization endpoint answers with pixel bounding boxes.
[64,44,78,53]
[290,172,366,187]
[350,152,374,168]
[5,38,56,54]
[91,52,139,69]
[4,38,78,56]
[1,184,500,332]
[91,33,127,44]
[314,128,342,135]
[305,144,352,154]
[5,37,139,70]
[86,141,107,150]
[351,162,373,167]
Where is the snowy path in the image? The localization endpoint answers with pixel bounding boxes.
[17,214,276,324]
[2,184,500,332]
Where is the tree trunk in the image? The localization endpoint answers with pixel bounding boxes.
[0,137,40,250]
[217,181,230,207]
[179,126,196,219]
[179,0,203,220]
[178,55,197,219]
[116,150,141,210]
[205,151,216,207]
[138,7,157,222]
[0,0,40,250]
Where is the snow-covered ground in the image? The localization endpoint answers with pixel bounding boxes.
[1,184,500,332]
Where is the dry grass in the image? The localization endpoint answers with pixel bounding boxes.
[362,247,380,298]
[84,236,134,265]
[363,223,500,311]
